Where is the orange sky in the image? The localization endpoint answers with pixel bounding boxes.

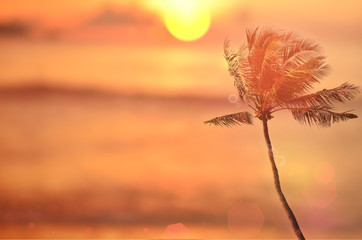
[0,1,362,239]
[1,0,362,97]
[0,0,362,97]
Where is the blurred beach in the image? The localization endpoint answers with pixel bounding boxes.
[0,86,361,238]
[1,0,362,239]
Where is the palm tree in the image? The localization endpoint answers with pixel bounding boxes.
[205,27,359,240]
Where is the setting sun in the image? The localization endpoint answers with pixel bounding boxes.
[148,0,211,41]
[164,8,210,41]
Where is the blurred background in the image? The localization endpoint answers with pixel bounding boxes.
[0,0,361,239]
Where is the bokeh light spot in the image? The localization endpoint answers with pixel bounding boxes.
[228,93,239,103]
[227,201,265,238]
[314,161,334,183]
[303,180,337,208]
[163,222,190,239]
[276,155,287,166]
[28,222,35,229]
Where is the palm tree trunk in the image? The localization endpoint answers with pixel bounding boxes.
[262,119,306,240]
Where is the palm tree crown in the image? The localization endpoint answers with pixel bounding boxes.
[205,27,359,240]
[205,27,359,127]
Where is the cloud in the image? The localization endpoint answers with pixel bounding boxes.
[0,20,31,38]
[89,9,137,26]
[87,5,158,27]
[70,4,172,44]
[0,20,61,41]
[0,5,169,43]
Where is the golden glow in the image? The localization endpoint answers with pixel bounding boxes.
[164,6,210,41]
[1,0,362,238]
[147,0,211,41]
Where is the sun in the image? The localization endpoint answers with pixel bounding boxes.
[164,4,210,42]
[147,0,211,42]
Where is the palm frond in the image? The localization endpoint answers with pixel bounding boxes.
[246,27,259,52]
[282,38,322,67]
[224,39,248,102]
[245,29,283,97]
[282,56,330,96]
[204,111,253,127]
[275,82,360,109]
[258,40,283,93]
[290,105,358,127]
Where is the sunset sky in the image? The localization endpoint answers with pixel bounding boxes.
[1,0,361,95]
[0,0,362,239]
